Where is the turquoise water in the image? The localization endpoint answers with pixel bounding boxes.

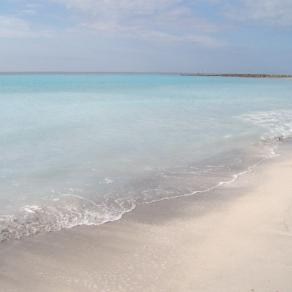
[1,74,292,241]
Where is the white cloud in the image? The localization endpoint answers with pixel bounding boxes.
[18,3,41,16]
[83,20,223,47]
[225,0,292,26]
[53,0,180,16]
[52,0,222,47]
[0,16,35,38]
[0,16,52,38]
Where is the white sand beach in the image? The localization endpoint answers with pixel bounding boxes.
[0,152,292,292]
[1,0,292,290]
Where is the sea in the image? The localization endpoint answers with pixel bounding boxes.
[1,73,292,241]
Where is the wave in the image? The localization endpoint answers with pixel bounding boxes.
[1,110,291,243]
[0,146,281,243]
[0,195,136,242]
[240,110,292,140]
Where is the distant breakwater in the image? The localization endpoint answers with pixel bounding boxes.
[182,73,292,78]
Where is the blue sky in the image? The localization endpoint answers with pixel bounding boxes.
[0,0,292,73]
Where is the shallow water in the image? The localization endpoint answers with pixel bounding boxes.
[1,74,292,241]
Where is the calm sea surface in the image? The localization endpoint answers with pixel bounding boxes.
[1,74,292,241]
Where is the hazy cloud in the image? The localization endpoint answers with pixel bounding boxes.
[225,0,292,26]
[0,16,36,38]
[0,0,291,72]
[52,0,222,47]
[18,3,41,16]
[52,0,181,16]
[0,15,52,38]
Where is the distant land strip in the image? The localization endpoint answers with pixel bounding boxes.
[182,73,292,78]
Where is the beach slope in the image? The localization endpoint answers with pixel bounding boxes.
[0,155,292,291]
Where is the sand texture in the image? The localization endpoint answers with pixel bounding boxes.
[0,155,292,292]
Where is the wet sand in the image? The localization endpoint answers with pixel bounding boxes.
[0,153,292,292]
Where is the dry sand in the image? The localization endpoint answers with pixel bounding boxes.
[0,154,292,292]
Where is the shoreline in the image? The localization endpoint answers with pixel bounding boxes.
[1,145,292,291]
[0,140,277,243]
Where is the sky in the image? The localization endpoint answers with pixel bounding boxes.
[0,0,292,73]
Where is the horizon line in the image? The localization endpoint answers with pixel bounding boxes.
[0,71,291,75]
